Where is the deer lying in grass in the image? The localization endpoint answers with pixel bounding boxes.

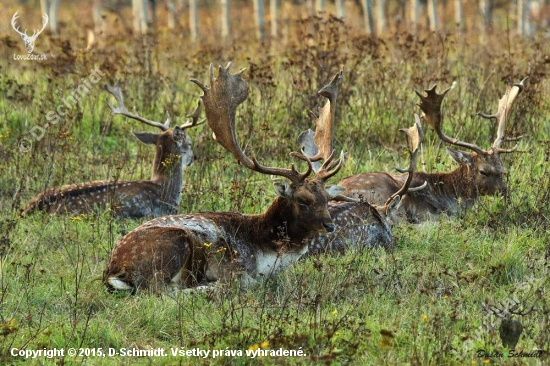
[305,114,425,254]
[338,78,526,222]
[103,63,345,292]
[23,81,204,218]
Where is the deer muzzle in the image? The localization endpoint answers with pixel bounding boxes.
[323,222,335,233]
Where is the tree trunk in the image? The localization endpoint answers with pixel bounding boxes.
[92,0,104,34]
[253,0,265,40]
[221,0,230,38]
[362,0,375,36]
[316,0,325,12]
[40,0,58,37]
[454,0,463,32]
[306,0,314,18]
[189,0,198,41]
[40,0,50,18]
[132,0,148,34]
[48,0,60,37]
[527,0,535,36]
[270,0,279,37]
[427,0,438,31]
[336,0,345,19]
[517,0,525,37]
[376,0,386,36]
[479,0,492,31]
[167,0,177,29]
[409,0,419,34]
[150,0,157,25]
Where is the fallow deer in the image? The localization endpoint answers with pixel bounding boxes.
[305,115,426,254]
[338,77,527,222]
[22,81,204,218]
[103,63,345,292]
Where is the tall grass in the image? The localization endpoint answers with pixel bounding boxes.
[0,3,549,365]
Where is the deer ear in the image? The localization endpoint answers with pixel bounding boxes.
[132,131,159,145]
[326,185,346,199]
[273,182,294,198]
[446,147,473,166]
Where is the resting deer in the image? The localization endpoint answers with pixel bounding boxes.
[305,115,426,254]
[103,63,345,292]
[22,81,204,218]
[338,78,526,222]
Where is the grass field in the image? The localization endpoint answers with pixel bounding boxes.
[1,2,549,365]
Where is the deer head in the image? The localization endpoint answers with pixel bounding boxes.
[11,11,48,54]
[104,81,205,180]
[416,77,526,197]
[191,63,344,234]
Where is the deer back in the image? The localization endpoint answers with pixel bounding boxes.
[306,201,393,255]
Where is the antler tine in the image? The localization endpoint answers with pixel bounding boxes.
[308,69,344,162]
[416,82,485,155]
[180,99,206,129]
[104,81,170,131]
[11,11,27,37]
[35,13,48,37]
[384,114,427,206]
[192,62,313,185]
[478,77,527,153]
[314,150,344,182]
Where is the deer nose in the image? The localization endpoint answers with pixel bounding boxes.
[323,222,335,232]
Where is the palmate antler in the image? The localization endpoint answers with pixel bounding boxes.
[415,83,487,155]
[298,69,344,174]
[478,77,528,153]
[191,62,343,185]
[308,70,344,162]
[416,77,527,155]
[105,81,205,131]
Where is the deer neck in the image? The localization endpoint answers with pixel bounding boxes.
[252,197,311,252]
[151,148,185,206]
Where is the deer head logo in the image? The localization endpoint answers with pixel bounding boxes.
[11,11,48,54]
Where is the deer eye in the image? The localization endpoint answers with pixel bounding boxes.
[297,198,310,206]
[479,170,489,177]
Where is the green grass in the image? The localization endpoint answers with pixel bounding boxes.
[1,6,549,366]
